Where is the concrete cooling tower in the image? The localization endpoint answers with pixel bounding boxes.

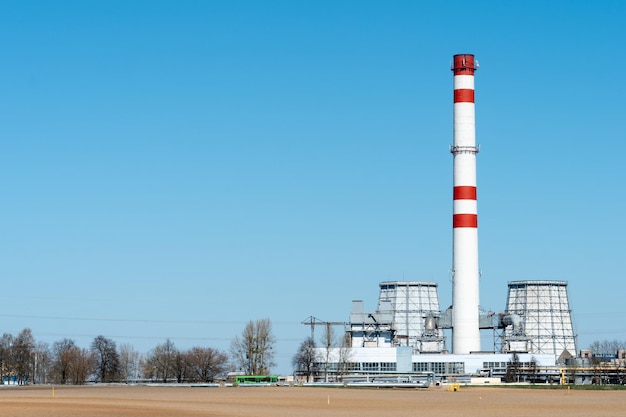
[504,280,577,360]
[377,281,445,353]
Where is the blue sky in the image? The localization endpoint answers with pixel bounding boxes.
[1,1,624,374]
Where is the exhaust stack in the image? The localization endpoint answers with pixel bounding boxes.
[450,54,481,354]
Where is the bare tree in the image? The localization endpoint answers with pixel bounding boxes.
[91,335,121,383]
[52,339,77,384]
[142,339,178,383]
[34,342,52,384]
[590,339,626,356]
[52,339,96,385]
[292,337,318,382]
[118,343,141,382]
[320,324,335,382]
[70,348,96,385]
[13,328,35,384]
[336,331,353,379]
[527,356,538,384]
[174,351,189,383]
[615,360,626,385]
[505,352,521,383]
[230,318,276,375]
[0,333,15,383]
[184,347,228,382]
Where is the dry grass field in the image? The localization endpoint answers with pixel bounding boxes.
[0,385,624,417]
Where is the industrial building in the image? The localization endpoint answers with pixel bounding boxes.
[302,54,582,384]
[306,279,572,382]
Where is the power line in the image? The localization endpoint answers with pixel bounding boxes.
[0,313,302,326]
[30,331,303,343]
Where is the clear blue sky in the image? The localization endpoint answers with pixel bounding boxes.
[1,1,624,374]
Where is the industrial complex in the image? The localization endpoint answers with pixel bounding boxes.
[301,55,625,385]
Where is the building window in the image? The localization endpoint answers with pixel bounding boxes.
[362,362,379,372]
[413,362,464,374]
[380,362,397,372]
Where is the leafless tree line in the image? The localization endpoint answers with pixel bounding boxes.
[589,339,626,356]
[0,318,276,385]
[291,324,352,382]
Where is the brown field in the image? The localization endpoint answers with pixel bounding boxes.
[0,385,624,417]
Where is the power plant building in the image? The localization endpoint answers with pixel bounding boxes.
[306,54,577,382]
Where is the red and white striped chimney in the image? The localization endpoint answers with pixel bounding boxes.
[450,54,481,354]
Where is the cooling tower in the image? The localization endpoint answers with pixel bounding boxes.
[504,280,577,360]
[377,281,445,352]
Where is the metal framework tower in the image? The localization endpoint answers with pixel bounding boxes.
[377,281,445,352]
[504,280,577,360]
[450,53,481,354]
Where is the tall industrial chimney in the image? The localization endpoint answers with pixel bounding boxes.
[450,54,481,354]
